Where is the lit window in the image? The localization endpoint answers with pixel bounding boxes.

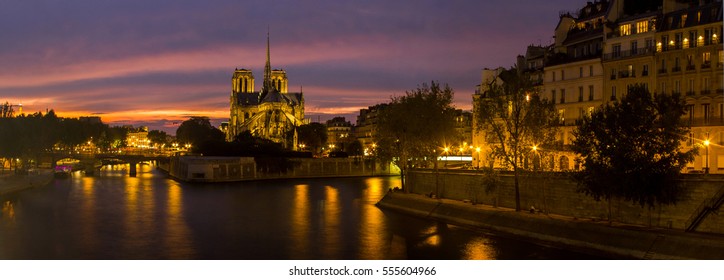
[620,24,631,36]
[636,21,648,33]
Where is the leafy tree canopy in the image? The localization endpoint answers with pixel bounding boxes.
[473,68,558,211]
[572,84,696,208]
[375,81,458,189]
[176,116,225,148]
[295,123,327,154]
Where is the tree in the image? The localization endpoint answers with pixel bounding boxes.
[473,68,558,211]
[295,123,327,155]
[375,81,458,191]
[147,130,169,147]
[176,117,225,149]
[572,84,695,211]
[1,102,14,118]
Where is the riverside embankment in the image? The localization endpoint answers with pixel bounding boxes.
[377,192,724,259]
[0,170,54,195]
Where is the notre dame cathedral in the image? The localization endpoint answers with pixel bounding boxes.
[226,34,306,149]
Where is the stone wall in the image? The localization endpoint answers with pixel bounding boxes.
[167,156,400,182]
[407,170,724,234]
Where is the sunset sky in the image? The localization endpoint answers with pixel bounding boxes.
[1,0,584,134]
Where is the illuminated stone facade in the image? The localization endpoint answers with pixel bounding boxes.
[472,0,723,173]
[227,35,306,148]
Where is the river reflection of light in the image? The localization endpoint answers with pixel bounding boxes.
[290,184,310,259]
[422,225,441,246]
[1,200,15,224]
[79,176,98,253]
[462,237,495,259]
[164,180,192,258]
[357,177,387,259]
[323,185,340,258]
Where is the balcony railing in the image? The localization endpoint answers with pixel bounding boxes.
[672,66,681,72]
[687,117,724,127]
[685,91,696,96]
[642,70,649,76]
[686,65,696,71]
[701,90,711,95]
[602,47,656,61]
[658,68,667,74]
[701,62,711,69]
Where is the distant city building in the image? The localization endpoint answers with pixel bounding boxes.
[326,117,353,151]
[126,126,150,149]
[226,34,306,149]
[354,104,387,152]
[452,109,473,151]
[79,116,102,124]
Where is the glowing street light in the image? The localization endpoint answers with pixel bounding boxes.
[704,139,710,174]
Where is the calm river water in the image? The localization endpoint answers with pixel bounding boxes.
[0,164,599,259]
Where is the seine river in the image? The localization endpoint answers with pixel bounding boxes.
[0,164,598,259]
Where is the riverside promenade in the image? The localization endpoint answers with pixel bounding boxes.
[0,170,54,195]
[377,192,724,259]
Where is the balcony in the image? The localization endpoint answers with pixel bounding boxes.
[658,68,667,74]
[701,62,711,69]
[610,74,616,80]
[701,90,711,95]
[602,47,656,61]
[686,65,696,71]
[685,91,696,96]
[642,70,649,76]
[687,117,724,127]
[672,66,681,72]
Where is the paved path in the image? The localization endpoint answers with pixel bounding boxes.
[378,192,724,259]
[0,169,54,195]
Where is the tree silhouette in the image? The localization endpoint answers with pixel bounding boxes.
[375,81,458,191]
[473,68,558,211]
[572,84,696,211]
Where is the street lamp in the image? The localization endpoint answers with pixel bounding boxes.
[704,139,710,174]
[475,147,481,169]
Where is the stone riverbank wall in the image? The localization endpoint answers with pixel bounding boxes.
[407,169,724,234]
[377,192,724,259]
[164,156,400,182]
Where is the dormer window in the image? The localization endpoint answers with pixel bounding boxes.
[636,21,648,33]
[620,24,631,36]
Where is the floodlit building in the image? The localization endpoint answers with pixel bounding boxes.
[472,0,723,173]
[326,117,353,151]
[655,0,723,173]
[227,34,306,149]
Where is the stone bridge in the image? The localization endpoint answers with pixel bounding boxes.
[46,152,169,177]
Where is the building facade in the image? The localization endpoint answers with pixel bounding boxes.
[227,35,306,149]
[472,0,723,173]
[655,1,723,172]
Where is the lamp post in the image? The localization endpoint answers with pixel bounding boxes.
[704,139,710,174]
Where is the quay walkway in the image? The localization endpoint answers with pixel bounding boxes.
[377,192,724,259]
[0,169,54,195]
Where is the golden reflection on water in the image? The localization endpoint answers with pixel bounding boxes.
[358,177,386,259]
[123,176,143,253]
[323,185,340,258]
[421,225,441,247]
[164,179,191,258]
[79,175,98,252]
[1,200,15,225]
[462,237,495,260]
[290,184,310,259]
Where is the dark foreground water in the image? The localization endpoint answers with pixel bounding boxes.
[0,164,599,259]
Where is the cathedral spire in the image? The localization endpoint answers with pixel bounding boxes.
[263,29,273,93]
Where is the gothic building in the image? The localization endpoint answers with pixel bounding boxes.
[227,34,306,149]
